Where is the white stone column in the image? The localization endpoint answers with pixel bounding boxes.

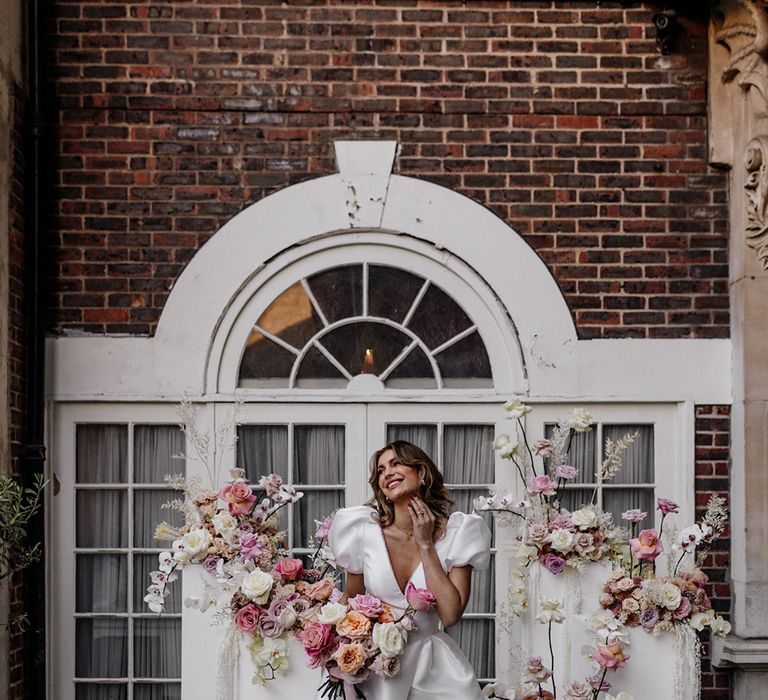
[709,2,768,692]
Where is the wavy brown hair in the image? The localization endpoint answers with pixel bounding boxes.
[367,440,453,534]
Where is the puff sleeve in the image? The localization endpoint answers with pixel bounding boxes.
[442,512,492,571]
[327,505,375,575]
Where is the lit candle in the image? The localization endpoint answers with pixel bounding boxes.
[362,348,374,373]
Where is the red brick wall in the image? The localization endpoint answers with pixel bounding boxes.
[43,1,729,338]
[8,80,28,700]
[696,405,732,700]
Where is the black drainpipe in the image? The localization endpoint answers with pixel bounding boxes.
[21,0,47,694]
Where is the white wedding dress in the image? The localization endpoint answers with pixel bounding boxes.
[322,505,492,700]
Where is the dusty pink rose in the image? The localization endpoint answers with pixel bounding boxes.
[528,522,551,544]
[299,622,334,659]
[594,638,629,670]
[629,528,664,561]
[219,481,257,516]
[541,553,566,575]
[274,557,304,581]
[673,597,692,620]
[234,604,261,633]
[239,533,263,561]
[550,513,573,529]
[555,464,578,480]
[314,515,334,541]
[527,475,558,497]
[657,497,679,514]
[306,579,335,602]
[532,439,553,457]
[349,593,384,617]
[621,509,647,523]
[404,583,436,612]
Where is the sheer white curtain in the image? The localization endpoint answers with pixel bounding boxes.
[237,425,345,549]
[76,425,128,688]
[75,425,182,700]
[602,424,654,521]
[443,425,495,680]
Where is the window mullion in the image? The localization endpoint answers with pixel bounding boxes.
[127,422,135,698]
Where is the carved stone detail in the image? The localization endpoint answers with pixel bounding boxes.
[745,135,768,268]
[715,0,768,107]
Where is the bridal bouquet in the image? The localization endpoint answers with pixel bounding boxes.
[313,583,436,699]
[599,495,731,638]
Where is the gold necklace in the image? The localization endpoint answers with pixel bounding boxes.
[392,522,414,537]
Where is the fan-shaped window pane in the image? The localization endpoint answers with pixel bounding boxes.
[256,282,324,349]
[239,331,296,387]
[406,283,472,350]
[307,265,362,323]
[296,345,347,389]
[434,331,492,387]
[384,346,436,389]
[320,321,410,377]
[368,265,425,323]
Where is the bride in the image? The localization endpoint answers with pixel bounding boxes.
[325,440,492,699]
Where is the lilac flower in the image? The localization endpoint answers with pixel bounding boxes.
[202,556,220,574]
[240,533,263,561]
[541,553,566,575]
[587,673,611,692]
[640,607,659,629]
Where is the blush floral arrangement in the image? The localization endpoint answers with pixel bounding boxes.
[473,399,635,615]
[312,583,437,699]
[599,494,731,639]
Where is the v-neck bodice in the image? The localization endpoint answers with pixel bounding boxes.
[377,526,424,596]
[322,506,492,700]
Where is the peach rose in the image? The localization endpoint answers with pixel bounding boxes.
[334,643,366,675]
[377,604,395,624]
[306,579,334,602]
[336,611,372,639]
[219,481,256,516]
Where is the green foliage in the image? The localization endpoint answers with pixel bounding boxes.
[0,473,46,631]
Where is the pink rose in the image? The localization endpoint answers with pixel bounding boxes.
[349,593,384,617]
[274,557,304,581]
[404,582,436,612]
[329,587,343,603]
[533,439,553,457]
[234,604,261,633]
[657,498,679,514]
[555,465,578,480]
[314,515,334,541]
[306,579,335,602]
[219,481,257,516]
[239,533,263,561]
[550,513,573,530]
[673,597,692,620]
[299,622,334,657]
[527,475,558,497]
[594,638,629,670]
[629,528,664,561]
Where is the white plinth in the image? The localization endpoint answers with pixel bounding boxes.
[181,567,322,699]
[523,562,700,699]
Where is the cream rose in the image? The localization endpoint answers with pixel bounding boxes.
[242,569,274,604]
[316,601,347,626]
[372,622,405,658]
[177,527,213,562]
[548,528,575,553]
[212,512,237,534]
[659,582,682,611]
[571,508,598,530]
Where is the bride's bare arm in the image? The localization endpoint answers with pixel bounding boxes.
[410,496,471,628]
[340,571,366,603]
